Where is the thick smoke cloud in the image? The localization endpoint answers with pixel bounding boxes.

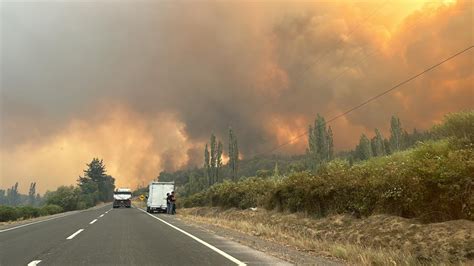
[1,0,472,193]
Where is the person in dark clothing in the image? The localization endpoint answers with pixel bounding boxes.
[166,193,171,214]
[170,191,176,215]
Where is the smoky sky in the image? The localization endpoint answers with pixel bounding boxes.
[1,0,472,193]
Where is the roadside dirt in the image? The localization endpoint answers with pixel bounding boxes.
[177,212,341,265]
[177,207,474,265]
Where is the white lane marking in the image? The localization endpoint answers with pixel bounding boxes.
[0,205,112,233]
[89,219,98,224]
[66,229,84,240]
[27,260,41,266]
[138,208,246,266]
[99,214,104,218]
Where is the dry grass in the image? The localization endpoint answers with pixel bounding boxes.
[178,207,474,265]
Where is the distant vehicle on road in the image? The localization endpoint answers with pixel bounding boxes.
[113,188,132,208]
[147,181,174,213]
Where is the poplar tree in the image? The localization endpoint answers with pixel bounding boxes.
[28,182,36,206]
[8,182,19,206]
[210,134,217,185]
[233,138,239,179]
[356,134,372,160]
[204,144,211,186]
[390,115,403,152]
[307,114,334,171]
[273,162,280,178]
[228,128,239,181]
[327,126,334,160]
[372,128,385,156]
[216,141,223,183]
[315,114,328,160]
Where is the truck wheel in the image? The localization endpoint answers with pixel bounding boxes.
[146,207,150,212]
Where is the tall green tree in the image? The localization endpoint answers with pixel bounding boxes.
[327,126,334,160]
[233,138,239,179]
[78,158,115,204]
[383,138,392,155]
[28,182,36,206]
[315,114,328,160]
[390,115,403,152]
[372,128,385,156]
[205,134,224,186]
[228,128,239,181]
[307,125,318,171]
[7,182,19,206]
[355,134,372,160]
[216,141,223,183]
[210,134,217,185]
[307,114,334,171]
[273,162,280,178]
[0,189,6,205]
[204,144,211,186]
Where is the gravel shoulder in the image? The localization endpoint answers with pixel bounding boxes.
[176,210,342,265]
[176,207,474,265]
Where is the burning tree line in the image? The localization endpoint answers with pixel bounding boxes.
[204,128,239,186]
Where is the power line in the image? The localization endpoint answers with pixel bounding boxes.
[254,45,473,157]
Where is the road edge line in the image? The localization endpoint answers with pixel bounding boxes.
[138,208,246,266]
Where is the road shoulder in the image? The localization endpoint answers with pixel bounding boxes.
[174,213,340,265]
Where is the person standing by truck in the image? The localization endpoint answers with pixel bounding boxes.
[166,193,171,214]
[170,191,176,215]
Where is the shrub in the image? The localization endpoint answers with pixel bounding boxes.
[17,206,41,219]
[182,138,473,223]
[44,186,80,211]
[0,205,19,222]
[432,110,474,143]
[40,204,64,215]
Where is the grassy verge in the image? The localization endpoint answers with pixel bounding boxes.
[0,204,64,222]
[178,207,473,265]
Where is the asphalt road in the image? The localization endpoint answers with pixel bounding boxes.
[0,204,289,266]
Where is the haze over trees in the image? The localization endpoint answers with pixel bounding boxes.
[159,111,471,203]
[0,158,116,221]
[182,111,474,224]
[0,181,42,206]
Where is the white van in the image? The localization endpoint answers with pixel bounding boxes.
[146,181,174,213]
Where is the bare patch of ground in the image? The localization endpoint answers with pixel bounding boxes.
[177,207,474,265]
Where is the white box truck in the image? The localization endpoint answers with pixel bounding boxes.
[113,188,132,208]
[146,181,174,213]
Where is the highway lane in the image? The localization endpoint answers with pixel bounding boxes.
[0,205,289,266]
[0,204,112,266]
